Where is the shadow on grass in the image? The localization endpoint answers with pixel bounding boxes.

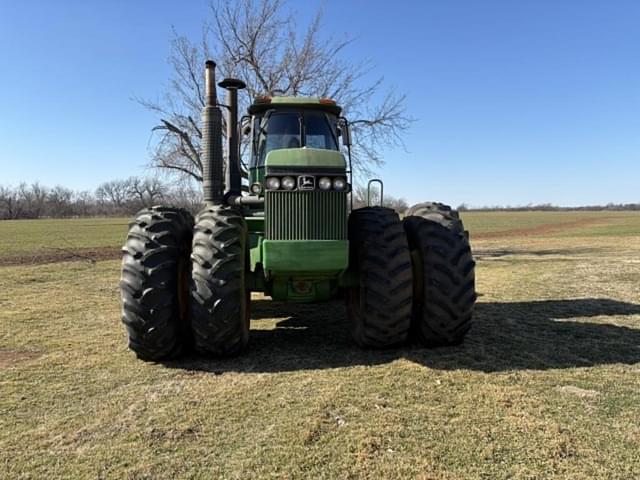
[473,248,600,259]
[164,298,640,373]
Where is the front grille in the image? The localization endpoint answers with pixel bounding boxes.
[265,191,347,240]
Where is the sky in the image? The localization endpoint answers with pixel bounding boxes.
[0,0,638,207]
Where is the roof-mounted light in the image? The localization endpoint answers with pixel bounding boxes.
[318,98,336,105]
[255,96,272,104]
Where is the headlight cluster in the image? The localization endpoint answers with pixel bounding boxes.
[264,176,349,191]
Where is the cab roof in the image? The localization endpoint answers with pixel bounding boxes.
[248,96,342,116]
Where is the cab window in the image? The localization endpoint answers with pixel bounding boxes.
[304,112,338,150]
[257,112,300,165]
[252,110,339,166]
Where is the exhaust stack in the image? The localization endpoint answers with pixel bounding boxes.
[219,78,247,198]
[202,60,224,204]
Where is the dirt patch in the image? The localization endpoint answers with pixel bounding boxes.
[0,247,120,267]
[0,348,42,368]
[473,217,612,239]
[555,385,600,399]
[473,247,599,259]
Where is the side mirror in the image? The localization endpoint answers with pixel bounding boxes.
[339,118,352,147]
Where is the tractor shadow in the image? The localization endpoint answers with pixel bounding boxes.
[165,298,640,373]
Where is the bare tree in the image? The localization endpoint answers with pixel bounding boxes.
[95,179,131,209]
[140,0,412,182]
[0,185,20,219]
[166,177,204,213]
[14,182,49,218]
[73,190,96,217]
[352,185,409,214]
[127,176,166,208]
[47,186,74,217]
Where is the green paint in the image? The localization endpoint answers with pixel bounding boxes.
[250,149,345,185]
[262,240,348,274]
[249,96,342,115]
[270,97,326,105]
[264,148,346,169]
[248,232,263,271]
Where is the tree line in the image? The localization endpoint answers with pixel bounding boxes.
[457,203,640,212]
[0,178,203,220]
[2,179,636,220]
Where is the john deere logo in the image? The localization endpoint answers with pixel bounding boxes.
[298,176,315,190]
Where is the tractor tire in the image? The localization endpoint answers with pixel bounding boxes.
[346,207,413,348]
[190,206,250,357]
[404,202,462,230]
[120,206,194,361]
[403,202,476,347]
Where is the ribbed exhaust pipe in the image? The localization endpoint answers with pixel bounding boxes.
[202,60,224,205]
[219,78,247,198]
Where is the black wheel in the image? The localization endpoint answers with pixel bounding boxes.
[405,201,461,228]
[345,207,413,347]
[120,206,194,361]
[190,206,250,357]
[403,202,476,346]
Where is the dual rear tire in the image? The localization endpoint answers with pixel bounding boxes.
[120,205,249,361]
[346,202,476,348]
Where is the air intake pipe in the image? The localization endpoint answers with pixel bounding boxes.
[201,60,224,205]
[219,77,247,199]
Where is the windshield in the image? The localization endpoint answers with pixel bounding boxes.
[305,112,338,150]
[252,110,338,166]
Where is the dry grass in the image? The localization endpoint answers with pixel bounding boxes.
[1,212,639,479]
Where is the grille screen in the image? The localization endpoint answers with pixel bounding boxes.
[265,191,347,240]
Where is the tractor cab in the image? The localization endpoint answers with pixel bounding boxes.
[245,97,350,191]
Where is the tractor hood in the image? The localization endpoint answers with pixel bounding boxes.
[264,148,346,171]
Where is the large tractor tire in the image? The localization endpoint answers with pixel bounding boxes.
[346,207,413,348]
[403,202,476,346]
[120,206,194,361]
[190,206,250,357]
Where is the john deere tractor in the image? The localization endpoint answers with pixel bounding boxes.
[120,61,476,360]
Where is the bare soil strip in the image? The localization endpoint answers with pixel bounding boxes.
[0,247,121,267]
[0,348,42,368]
[473,217,613,239]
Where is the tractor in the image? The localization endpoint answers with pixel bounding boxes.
[120,61,476,360]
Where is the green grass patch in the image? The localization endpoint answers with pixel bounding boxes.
[0,217,128,258]
[461,211,640,237]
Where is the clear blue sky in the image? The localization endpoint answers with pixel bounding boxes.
[1,0,638,207]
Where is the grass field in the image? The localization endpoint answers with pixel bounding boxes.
[1,211,639,479]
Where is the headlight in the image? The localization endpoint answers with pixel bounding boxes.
[266,177,280,190]
[318,177,332,190]
[250,183,262,194]
[282,176,296,190]
[333,177,347,191]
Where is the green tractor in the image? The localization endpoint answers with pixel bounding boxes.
[120,61,476,360]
